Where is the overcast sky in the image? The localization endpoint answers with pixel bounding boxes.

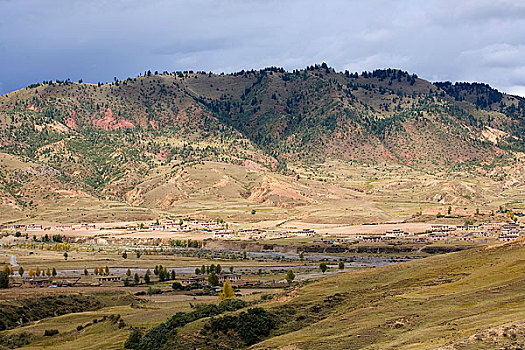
[1,0,525,96]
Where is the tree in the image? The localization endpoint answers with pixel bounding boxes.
[52,267,57,277]
[216,264,222,274]
[2,265,9,275]
[218,280,235,300]
[170,270,175,280]
[144,273,150,284]
[285,270,295,285]
[154,265,159,275]
[126,268,131,277]
[84,268,89,276]
[134,273,139,284]
[243,249,247,260]
[105,266,109,275]
[195,267,201,275]
[338,261,345,270]
[35,267,41,276]
[208,271,219,286]
[251,209,256,215]
[229,266,234,274]
[63,252,68,260]
[299,252,304,261]
[136,251,141,259]
[94,267,99,275]
[122,251,128,259]
[18,266,24,278]
[28,268,34,278]
[201,264,206,275]
[320,262,328,273]
[0,271,8,289]
[447,206,452,215]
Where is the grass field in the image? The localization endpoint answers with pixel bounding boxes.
[249,239,525,349]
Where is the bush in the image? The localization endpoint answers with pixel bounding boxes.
[127,299,248,350]
[0,332,33,348]
[44,329,59,336]
[124,328,143,349]
[207,307,277,345]
[0,271,9,289]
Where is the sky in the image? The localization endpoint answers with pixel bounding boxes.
[1,0,525,96]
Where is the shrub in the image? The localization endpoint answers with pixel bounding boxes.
[124,328,143,349]
[44,329,59,336]
[0,271,9,289]
[207,307,277,345]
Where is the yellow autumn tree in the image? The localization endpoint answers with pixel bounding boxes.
[46,268,51,277]
[28,268,34,278]
[218,280,235,301]
[35,267,41,276]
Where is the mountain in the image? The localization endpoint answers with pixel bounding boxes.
[1,65,525,222]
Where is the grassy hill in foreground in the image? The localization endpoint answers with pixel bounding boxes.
[164,239,524,349]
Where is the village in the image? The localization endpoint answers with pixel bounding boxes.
[1,219,522,243]
[0,218,522,294]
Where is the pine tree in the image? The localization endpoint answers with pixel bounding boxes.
[208,271,219,286]
[285,270,295,285]
[320,262,328,273]
[0,270,8,288]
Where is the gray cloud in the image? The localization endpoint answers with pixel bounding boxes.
[0,0,524,96]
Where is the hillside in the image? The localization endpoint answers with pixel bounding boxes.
[1,65,525,222]
[146,239,525,349]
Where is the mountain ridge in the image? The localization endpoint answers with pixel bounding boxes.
[1,65,525,222]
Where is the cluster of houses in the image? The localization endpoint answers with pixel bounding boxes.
[0,223,96,231]
[18,272,252,289]
[145,220,226,232]
[354,223,524,243]
[221,228,318,240]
